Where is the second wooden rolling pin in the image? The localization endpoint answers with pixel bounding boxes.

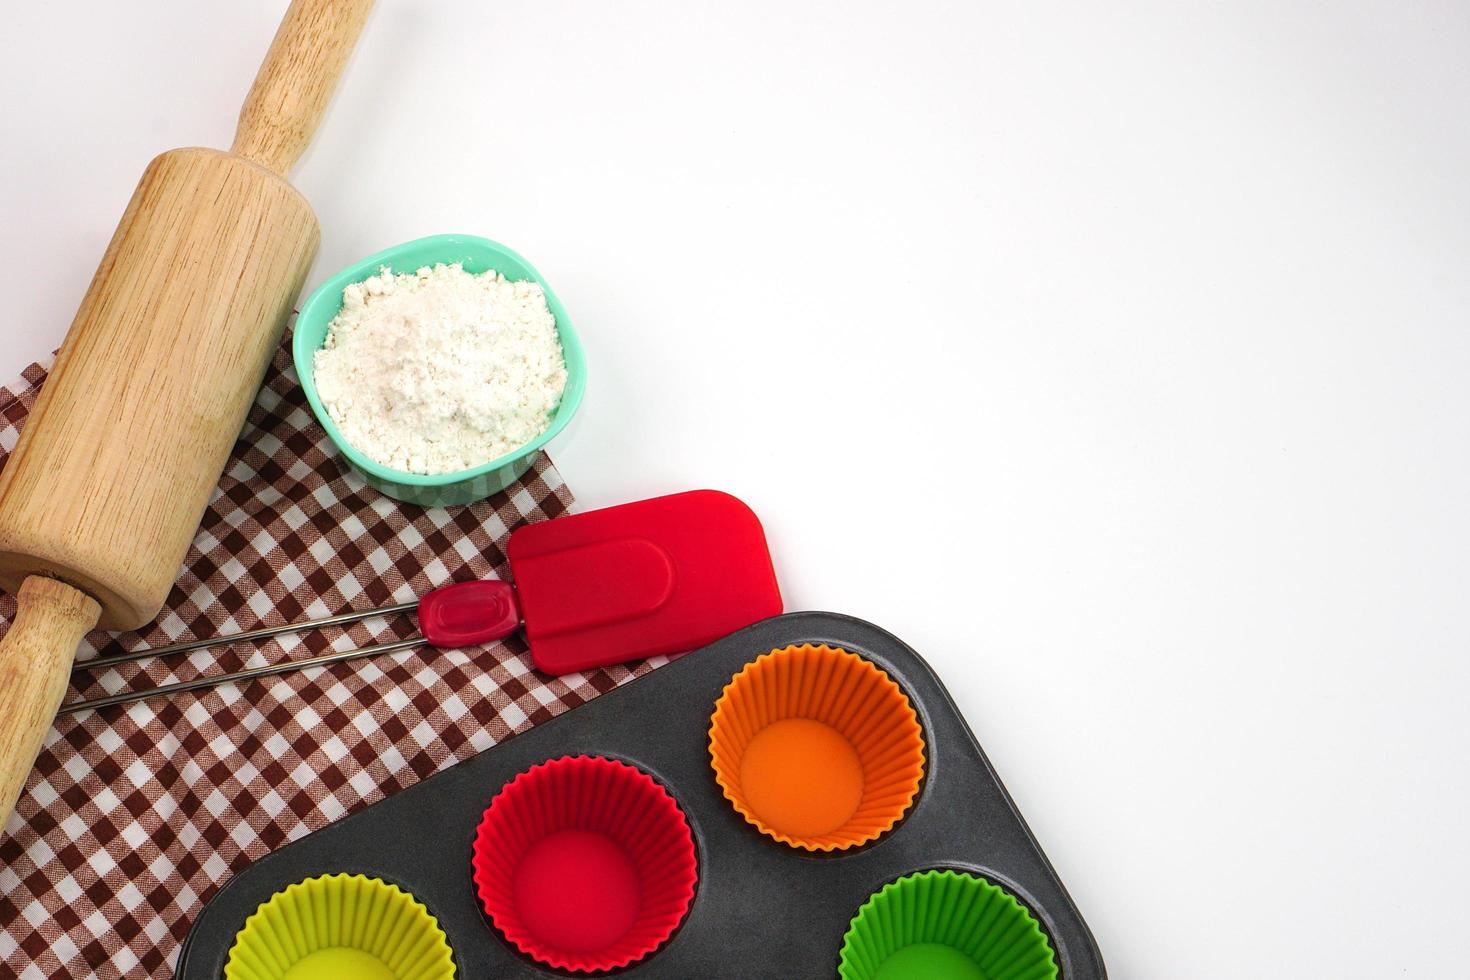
[0,0,375,839]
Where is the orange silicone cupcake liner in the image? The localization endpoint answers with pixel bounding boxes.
[708,643,926,851]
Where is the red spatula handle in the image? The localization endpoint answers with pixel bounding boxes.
[418,580,521,649]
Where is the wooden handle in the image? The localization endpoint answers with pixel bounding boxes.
[0,577,99,832]
[0,148,319,630]
[231,0,375,174]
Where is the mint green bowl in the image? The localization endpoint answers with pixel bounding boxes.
[293,234,585,507]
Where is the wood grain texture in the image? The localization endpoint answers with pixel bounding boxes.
[232,0,376,175]
[0,148,318,630]
[0,577,100,833]
[0,0,373,837]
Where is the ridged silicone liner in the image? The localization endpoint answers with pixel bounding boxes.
[838,870,1059,980]
[708,644,926,851]
[470,755,699,973]
[222,873,456,980]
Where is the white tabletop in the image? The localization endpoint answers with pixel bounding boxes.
[3,2,1467,976]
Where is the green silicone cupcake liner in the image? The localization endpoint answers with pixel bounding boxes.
[838,870,1058,980]
[223,873,456,980]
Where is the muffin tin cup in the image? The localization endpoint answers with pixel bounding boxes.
[470,755,698,973]
[223,873,455,980]
[176,612,1105,980]
[708,643,926,851]
[837,870,1059,980]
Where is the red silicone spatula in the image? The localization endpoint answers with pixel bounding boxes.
[63,490,781,712]
[508,489,782,672]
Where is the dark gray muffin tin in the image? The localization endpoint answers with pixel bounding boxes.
[175,611,1106,978]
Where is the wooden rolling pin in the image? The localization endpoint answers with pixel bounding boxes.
[0,0,374,836]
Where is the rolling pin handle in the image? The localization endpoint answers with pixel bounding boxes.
[0,576,100,833]
[231,0,376,175]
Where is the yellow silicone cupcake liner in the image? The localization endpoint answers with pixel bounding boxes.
[223,873,456,980]
[708,643,926,851]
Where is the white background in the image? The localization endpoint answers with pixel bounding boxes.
[3,2,1468,976]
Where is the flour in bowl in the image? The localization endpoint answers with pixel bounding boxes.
[313,263,568,475]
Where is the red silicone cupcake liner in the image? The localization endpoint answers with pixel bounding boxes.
[471,755,699,973]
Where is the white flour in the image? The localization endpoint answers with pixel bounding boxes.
[313,263,568,475]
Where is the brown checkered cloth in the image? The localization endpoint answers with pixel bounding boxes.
[0,335,661,978]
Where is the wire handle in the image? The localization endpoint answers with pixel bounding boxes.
[72,600,419,673]
[61,637,423,715]
[63,580,522,715]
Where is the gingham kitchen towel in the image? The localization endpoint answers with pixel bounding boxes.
[0,335,662,979]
